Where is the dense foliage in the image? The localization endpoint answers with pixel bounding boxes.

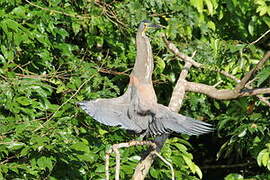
[0,0,269,179]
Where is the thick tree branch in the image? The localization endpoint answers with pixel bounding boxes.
[169,62,193,111]
[185,81,270,100]
[163,36,270,106]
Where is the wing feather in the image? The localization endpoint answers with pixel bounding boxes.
[78,96,142,133]
[149,104,213,136]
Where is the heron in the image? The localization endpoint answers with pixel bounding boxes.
[78,20,213,137]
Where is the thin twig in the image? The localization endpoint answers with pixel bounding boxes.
[249,29,270,45]
[98,68,130,76]
[113,145,121,180]
[245,77,257,88]
[201,161,256,169]
[235,51,270,92]
[257,95,270,106]
[213,81,223,88]
[162,34,242,82]
[105,148,112,180]
[34,77,93,132]
[94,1,127,31]
[152,151,175,180]
[0,155,17,165]
[25,0,90,19]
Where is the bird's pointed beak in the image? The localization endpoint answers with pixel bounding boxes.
[147,24,162,28]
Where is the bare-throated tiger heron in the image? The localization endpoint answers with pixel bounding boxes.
[78,20,213,137]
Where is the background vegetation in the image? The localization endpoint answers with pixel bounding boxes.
[0,0,269,179]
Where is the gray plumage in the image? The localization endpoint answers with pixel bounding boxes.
[78,21,213,137]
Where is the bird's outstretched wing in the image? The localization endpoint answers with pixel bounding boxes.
[77,96,143,133]
[148,104,213,136]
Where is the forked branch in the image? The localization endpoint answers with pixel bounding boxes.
[106,141,174,180]
[132,38,270,180]
[163,35,270,103]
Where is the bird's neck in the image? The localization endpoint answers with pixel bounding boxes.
[132,33,154,83]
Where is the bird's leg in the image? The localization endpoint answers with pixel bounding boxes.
[138,130,147,140]
[153,134,169,152]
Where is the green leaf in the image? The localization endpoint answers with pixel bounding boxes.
[204,0,214,15]
[37,156,53,170]
[155,56,166,73]
[207,21,216,31]
[267,160,270,170]
[238,129,247,137]
[225,173,244,180]
[256,66,270,86]
[190,0,203,13]
[150,168,159,178]
[16,97,31,106]
[95,165,105,173]
[0,45,14,61]
[262,151,269,166]
[72,22,81,35]
[194,164,203,179]
[7,142,25,150]
[11,6,26,16]
[173,143,188,153]
[182,154,195,173]
[257,149,267,166]
[3,19,20,32]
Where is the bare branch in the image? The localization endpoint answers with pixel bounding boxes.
[106,141,157,180]
[169,62,192,111]
[132,153,155,180]
[162,35,242,82]
[245,78,257,88]
[249,29,270,45]
[162,35,201,68]
[257,95,270,107]
[152,151,175,180]
[201,161,256,169]
[213,81,223,88]
[163,37,270,106]
[235,51,270,92]
[98,67,130,76]
[185,81,270,100]
[113,146,121,180]
[105,149,112,180]
[218,71,241,83]
[25,0,90,19]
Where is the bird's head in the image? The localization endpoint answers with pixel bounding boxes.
[138,20,161,35]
